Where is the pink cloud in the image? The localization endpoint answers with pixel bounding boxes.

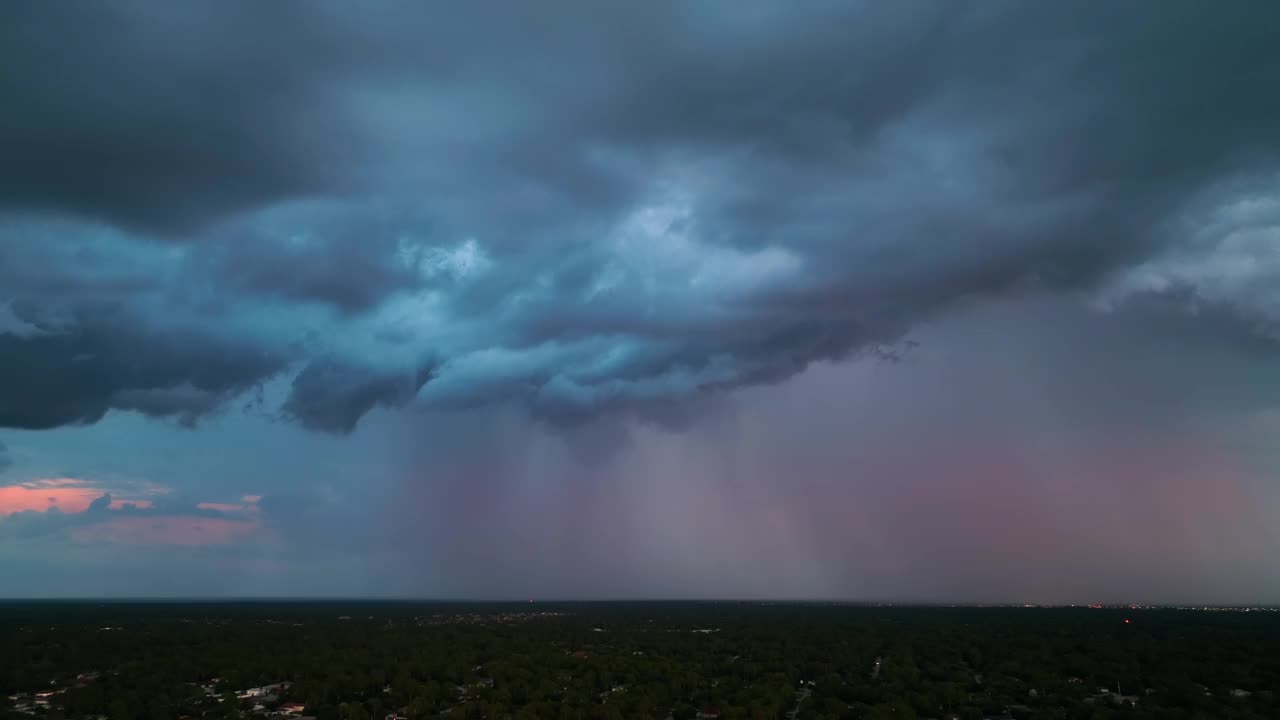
[0,478,167,516]
[28,478,94,489]
[197,502,245,513]
[0,480,101,514]
[1,478,268,520]
[2,479,270,547]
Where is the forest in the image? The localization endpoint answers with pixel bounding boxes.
[2,601,1278,720]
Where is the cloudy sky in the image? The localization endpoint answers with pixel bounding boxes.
[3,1,1280,603]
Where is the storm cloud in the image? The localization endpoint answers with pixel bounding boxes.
[0,307,287,430]
[282,357,434,434]
[3,2,1279,434]
[0,2,362,234]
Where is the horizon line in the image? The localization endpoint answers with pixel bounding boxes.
[1,596,1277,608]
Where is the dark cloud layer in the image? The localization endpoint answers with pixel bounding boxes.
[0,2,360,234]
[2,1,1280,433]
[0,309,287,429]
[282,357,434,434]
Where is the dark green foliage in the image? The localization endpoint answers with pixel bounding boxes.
[1,602,1278,719]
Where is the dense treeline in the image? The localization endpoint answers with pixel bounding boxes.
[2,602,1278,720]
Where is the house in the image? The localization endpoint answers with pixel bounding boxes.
[237,681,291,700]
[1094,685,1139,706]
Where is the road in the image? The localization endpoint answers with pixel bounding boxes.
[785,686,812,720]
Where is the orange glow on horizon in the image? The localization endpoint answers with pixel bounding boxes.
[0,480,102,514]
[0,478,162,515]
[2,479,267,547]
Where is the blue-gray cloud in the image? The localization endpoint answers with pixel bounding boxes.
[0,306,288,430]
[3,0,1280,436]
[282,357,435,434]
[0,2,360,234]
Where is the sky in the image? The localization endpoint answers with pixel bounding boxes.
[2,1,1280,603]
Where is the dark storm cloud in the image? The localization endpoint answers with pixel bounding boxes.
[0,2,362,234]
[203,237,413,315]
[185,202,444,313]
[282,357,434,434]
[3,1,1280,432]
[0,310,288,430]
[397,0,1280,426]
